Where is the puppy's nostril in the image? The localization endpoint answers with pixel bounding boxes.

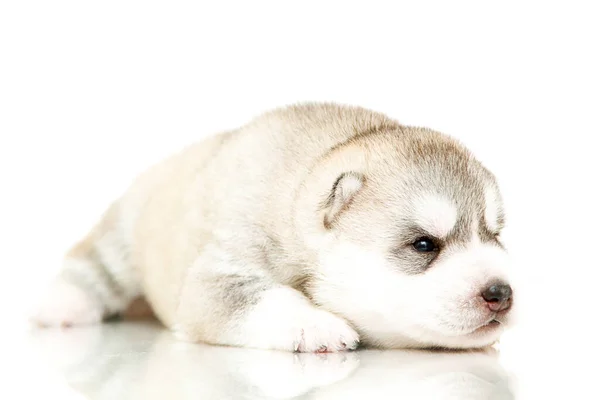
[482,284,512,302]
[481,283,512,312]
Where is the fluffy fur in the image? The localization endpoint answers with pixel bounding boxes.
[33,103,515,351]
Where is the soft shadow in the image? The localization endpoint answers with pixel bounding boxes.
[29,321,516,399]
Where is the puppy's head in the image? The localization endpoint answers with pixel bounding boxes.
[298,127,514,349]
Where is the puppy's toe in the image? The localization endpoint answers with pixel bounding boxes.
[294,310,360,353]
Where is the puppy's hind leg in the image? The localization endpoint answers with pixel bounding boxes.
[33,203,141,327]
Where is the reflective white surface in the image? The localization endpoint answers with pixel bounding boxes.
[26,321,516,399]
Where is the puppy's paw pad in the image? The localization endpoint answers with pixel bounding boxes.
[294,310,359,353]
[31,279,103,328]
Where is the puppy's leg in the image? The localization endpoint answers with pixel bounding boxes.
[33,203,141,327]
[172,252,360,353]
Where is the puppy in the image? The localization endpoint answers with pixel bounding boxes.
[33,103,514,352]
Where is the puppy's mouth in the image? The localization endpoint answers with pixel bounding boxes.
[469,318,502,335]
[442,316,505,338]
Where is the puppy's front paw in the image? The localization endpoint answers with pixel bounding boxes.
[293,309,359,353]
[175,286,359,353]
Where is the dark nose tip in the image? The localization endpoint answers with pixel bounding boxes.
[481,283,512,312]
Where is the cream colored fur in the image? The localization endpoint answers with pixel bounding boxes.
[33,103,514,352]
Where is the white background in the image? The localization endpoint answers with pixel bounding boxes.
[1,1,599,398]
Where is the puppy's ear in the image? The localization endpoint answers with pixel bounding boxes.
[323,172,364,229]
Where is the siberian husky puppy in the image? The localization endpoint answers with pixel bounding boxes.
[33,103,514,352]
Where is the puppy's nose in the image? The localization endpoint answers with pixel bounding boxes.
[481,283,512,312]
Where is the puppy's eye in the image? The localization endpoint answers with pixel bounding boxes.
[412,237,438,252]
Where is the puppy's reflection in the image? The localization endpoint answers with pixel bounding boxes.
[30,321,515,399]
